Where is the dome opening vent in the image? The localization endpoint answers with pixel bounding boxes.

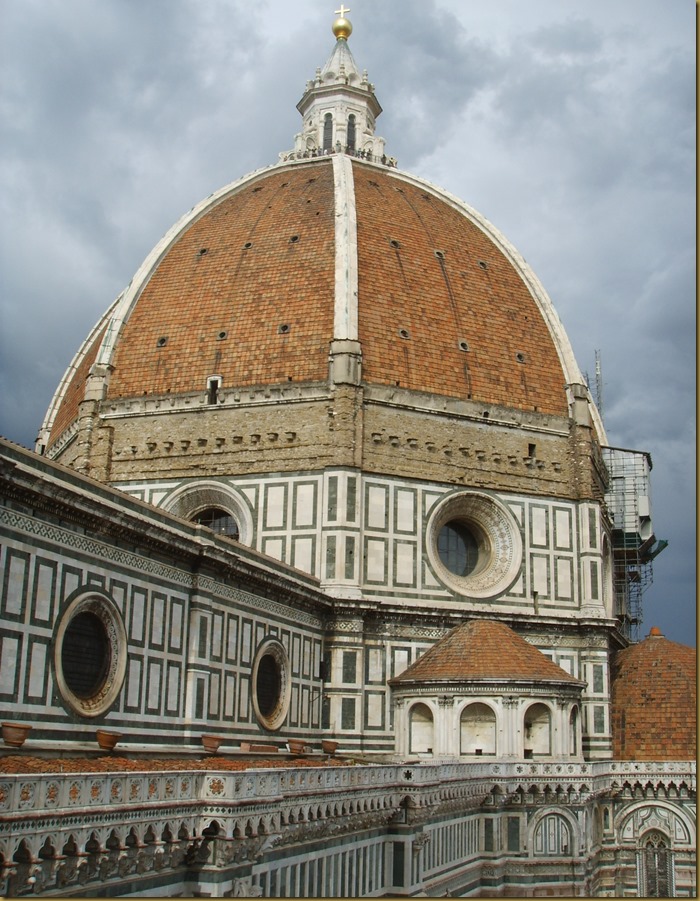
[289,235,300,243]
[217,331,228,341]
[278,323,291,334]
[434,250,446,260]
[515,352,527,364]
[198,248,208,256]
[459,340,470,352]
[478,260,489,270]
[243,241,253,249]
[157,336,168,347]
[398,328,410,340]
[389,239,401,249]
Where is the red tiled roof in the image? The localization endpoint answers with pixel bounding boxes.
[611,627,696,761]
[353,165,568,414]
[390,619,581,685]
[0,755,347,775]
[48,159,571,448]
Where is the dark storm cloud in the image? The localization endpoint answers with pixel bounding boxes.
[0,0,694,644]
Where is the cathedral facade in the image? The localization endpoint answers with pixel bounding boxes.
[0,11,695,897]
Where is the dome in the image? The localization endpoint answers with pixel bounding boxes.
[610,627,696,760]
[390,619,583,686]
[37,9,608,573]
[40,157,591,453]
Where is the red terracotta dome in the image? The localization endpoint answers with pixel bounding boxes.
[610,627,696,760]
[390,619,583,686]
[41,157,588,452]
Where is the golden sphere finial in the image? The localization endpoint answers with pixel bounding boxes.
[332,5,352,40]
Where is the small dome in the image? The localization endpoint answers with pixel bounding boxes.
[389,619,582,686]
[610,629,696,760]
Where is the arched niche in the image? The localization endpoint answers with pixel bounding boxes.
[409,702,434,755]
[460,702,497,756]
[523,702,552,757]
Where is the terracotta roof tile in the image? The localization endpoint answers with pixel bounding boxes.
[611,627,696,760]
[353,166,568,415]
[390,619,581,685]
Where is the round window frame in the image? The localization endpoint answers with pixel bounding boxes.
[427,491,522,599]
[53,593,127,718]
[251,639,291,732]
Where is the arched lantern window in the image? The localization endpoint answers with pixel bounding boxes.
[323,113,333,151]
[347,114,356,152]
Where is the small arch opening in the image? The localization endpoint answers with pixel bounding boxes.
[323,113,333,151]
[347,114,356,152]
[191,507,239,540]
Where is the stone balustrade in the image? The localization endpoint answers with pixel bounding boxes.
[1,759,694,897]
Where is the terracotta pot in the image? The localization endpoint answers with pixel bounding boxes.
[287,738,307,755]
[2,722,32,748]
[201,734,223,754]
[321,739,338,756]
[96,729,122,751]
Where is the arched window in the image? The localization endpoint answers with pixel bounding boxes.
[323,113,333,151]
[347,114,356,152]
[569,706,579,756]
[639,830,674,898]
[192,506,239,540]
[460,703,496,756]
[409,703,434,755]
[523,703,551,757]
[533,814,573,856]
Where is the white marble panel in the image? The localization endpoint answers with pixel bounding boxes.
[34,562,54,621]
[5,554,27,615]
[366,538,386,582]
[294,483,315,527]
[395,542,415,585]
[151,595,164,646]
[148,661,161,711]
[27,643,46,697]
[292,537,313,573]
[0,637,18,694]
[265,486,286,528]
[531,506,548,547]
[556,558,572,599]
[167,664,180,713]
[367,485,387,529]
[396,489,415,533]
[366,693,383,728]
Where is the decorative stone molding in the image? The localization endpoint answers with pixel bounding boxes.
[53,592,127,718]
[426,490,522,599]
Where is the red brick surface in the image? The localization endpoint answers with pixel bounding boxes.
[52,158,571,443]
[353,165,569,414]
[107,163,337,399]
[390,619,581,684]
[610,629,696,760]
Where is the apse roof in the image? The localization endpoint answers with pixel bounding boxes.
[610,626,696,761]
[389,619,583,686]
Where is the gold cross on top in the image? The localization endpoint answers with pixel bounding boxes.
[335,5,350,17]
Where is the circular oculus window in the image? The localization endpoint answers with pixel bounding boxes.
[427,491,522,599]
[54,594,127,717]
[251,640,291,732]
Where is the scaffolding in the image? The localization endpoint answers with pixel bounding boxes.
[602,446,667,642]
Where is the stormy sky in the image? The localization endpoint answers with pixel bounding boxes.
[0,1,694,644]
